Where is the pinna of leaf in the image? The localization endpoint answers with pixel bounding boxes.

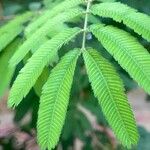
[0,0,150,149]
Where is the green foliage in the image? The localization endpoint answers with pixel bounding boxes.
[90,24,150,94]
[0,0,150,149]
[0,12,32,33]
[83,49,138,147]
[43,0,58,8]
[0,38,22,97]
[0,12,32,52]
[91,2,136,22]
[91,2,150,41]
[8,27,81,107]
[34,67,50,96]
[27,0,84,35]
[9,8,83,66]
[100,0,116,2]
[14,89,38,123]
[37,49,80,149]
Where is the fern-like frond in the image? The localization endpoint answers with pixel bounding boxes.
[83,49,139,147]
[25,0,84,36]
[0,26,22,52]
[37,49,80,150]
[0,12,32,52]
[123,12,150,42]
[91,2,136,22]
[8,27,81,107]
[47,23,68,38]
[0,12,32,34]
[99,0,116,2]
[21,53,50,97]
[10,8,83,67]
[91,2,150,41]
[0,38,22,97]
[90,24,150,94]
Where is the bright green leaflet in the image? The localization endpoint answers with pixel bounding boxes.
[8,27,81,107]
[25,0,84,36]
[90,24,150,94]
[0,38,22,97]
[2,0,150,149]
[37,49,80,149]
[91,2,150,41]
[9,8,83,67]
[0,12,32,52]
[83,49,139,147]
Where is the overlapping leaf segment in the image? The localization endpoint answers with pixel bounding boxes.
[0,0,150,149]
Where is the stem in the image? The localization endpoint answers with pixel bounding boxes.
[81,0,92,50]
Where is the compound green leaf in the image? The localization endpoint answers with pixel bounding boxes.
[0,38,22,97]
[83,49,139,147]
[90,24,150,94]
[0,12,32,52]
[9,8,83,66]
[37,49,80,150]
[25,0,84,36]
[8,27,81,107]
[91,2,150,41]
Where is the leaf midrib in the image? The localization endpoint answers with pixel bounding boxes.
[85,50,132,141]
[46,53,78,147]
